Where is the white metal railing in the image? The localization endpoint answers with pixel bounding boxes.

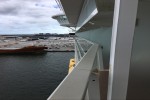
[75,37,93,63]
[47,38,104,100]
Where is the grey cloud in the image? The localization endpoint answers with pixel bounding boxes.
[0,0,68,34]
[0,0,10,1]
[0,6,20,15]
[0,0,22,16]
[26,10,45,18]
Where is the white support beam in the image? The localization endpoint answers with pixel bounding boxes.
[107,0,138,100]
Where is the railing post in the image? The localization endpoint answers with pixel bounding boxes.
[97,45,104,70]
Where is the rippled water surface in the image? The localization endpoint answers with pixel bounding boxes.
[0,52,74,100]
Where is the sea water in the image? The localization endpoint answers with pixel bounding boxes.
[0,52,74,100]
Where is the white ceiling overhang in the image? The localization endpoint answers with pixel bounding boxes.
[59,0,85,27]
[59,0,114,31]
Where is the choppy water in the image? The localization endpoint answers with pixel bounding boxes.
[0,52,74,100]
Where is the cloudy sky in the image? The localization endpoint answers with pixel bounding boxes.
[0,0,69,34]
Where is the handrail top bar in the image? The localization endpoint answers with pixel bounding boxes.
[47,43,99,100]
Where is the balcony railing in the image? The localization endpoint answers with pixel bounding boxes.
[47,38,103,100]
[75,38,93,63]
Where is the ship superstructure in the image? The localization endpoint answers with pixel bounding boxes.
[48,0,150,100]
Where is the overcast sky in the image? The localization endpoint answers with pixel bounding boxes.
[0,0,69,34]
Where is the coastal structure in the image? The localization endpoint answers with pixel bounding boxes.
[0,37,74,53]
[48,0,150,100]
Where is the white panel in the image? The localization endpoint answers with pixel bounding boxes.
[107,0,138,100]
[76,0,98,30]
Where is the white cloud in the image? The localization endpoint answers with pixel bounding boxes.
[0,0,69,34]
